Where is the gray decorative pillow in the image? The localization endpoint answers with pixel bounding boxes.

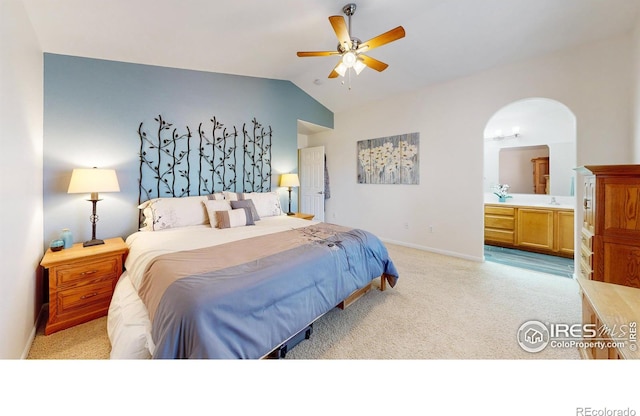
[215,207,255,229]
[230,199,260,221]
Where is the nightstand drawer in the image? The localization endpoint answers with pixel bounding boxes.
[57,280,114,316]
[55,256,120,287]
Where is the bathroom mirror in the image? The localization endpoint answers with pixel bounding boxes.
[484,98,576,197]
[499,145,549,194]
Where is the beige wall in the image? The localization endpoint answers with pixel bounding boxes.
[310,33,634,261]
[0,0,44,358]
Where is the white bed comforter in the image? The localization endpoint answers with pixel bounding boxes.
[107,215,317,359]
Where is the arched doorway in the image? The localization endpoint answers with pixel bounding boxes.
[483,97,577,277]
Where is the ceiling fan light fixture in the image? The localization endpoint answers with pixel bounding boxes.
[335,62,348,77]
[353,59,366,75]
[341,51,357,68]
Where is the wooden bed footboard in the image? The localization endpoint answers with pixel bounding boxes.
[337,275,388,309]
[337,282,372,310]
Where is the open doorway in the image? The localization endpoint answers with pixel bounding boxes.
[297,120,331,221]
[483,98,577,278]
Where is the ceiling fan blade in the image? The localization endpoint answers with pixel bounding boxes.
[328,60,342,78]
[357,26,405,53]
[329,15,352,51]
[297,51,340,57]
[360,55,389,72]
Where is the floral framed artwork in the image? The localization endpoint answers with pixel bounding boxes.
[357,132,419,184]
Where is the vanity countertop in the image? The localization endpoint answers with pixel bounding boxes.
[484,194,574,210]
[485,201,574,210]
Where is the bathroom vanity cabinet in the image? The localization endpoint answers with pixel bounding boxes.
[484,204,574,258]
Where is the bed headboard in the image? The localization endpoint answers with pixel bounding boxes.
[137,115,273,205]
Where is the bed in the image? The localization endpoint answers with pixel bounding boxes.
[108,117,398,358]
[107,192,398,359]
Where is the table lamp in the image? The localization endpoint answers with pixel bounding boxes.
[279,173,300,216]
[67,167,120,247]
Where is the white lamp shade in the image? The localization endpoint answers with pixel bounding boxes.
[67,168,120,194]
[335,62,347,77]
[353,59,366,75]
[279,173,300,188]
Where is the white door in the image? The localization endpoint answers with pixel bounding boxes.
[299,146,325,221]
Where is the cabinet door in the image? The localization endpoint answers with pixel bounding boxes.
[598,177,640,239]
[517,208,554,250]
[602,240,640,288]
[555,210,575,256]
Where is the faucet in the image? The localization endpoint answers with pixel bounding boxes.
[549,196,560,205]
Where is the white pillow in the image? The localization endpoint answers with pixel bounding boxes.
[222,191,282,217]
[222,191,241,201]
[138,195,211,231]
[203,199,232,228]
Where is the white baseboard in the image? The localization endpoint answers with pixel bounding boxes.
[380,238,484,263]
[21,304,46,360]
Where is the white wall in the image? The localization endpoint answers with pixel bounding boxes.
[310,33,633,261]
[0,0,44,359]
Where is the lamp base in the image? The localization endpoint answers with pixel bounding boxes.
[286,212,295,216]
[83,238,105,247]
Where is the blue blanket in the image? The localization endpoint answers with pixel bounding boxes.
[147,225,398,358]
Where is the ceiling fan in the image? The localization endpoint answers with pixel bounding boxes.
[297,3,405,79]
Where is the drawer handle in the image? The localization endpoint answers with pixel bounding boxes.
[80,292,98,300]
[583,198,591,210]
[81,270,98,276]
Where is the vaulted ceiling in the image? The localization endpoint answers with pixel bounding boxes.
[22,0,640,113]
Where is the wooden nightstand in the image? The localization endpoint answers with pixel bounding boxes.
[40,237,128,335]
[291,212,315,220]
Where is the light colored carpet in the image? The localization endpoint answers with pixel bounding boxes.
[27,244,581,360]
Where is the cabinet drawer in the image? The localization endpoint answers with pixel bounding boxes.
[485,229,515,244]
[55,257,120,287]
[581,228,593,250]
[580,244,593,268]
[485,215,514,230]
[57,280,114,316]
[580,258,593,280]
[485,206,515,216]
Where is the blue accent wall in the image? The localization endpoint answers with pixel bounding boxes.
[43,54,333,245]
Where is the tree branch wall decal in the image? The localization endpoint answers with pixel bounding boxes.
[138,115,273,206]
